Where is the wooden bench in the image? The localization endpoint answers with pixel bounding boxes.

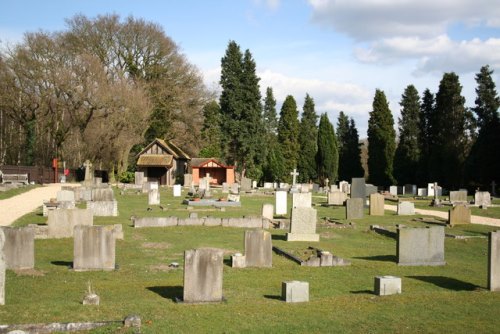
[1,173,29,185]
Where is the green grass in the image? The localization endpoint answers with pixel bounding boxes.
[3,187,500,333]
[0,184,39,200]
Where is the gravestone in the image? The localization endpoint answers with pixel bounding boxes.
[346,198,364,219]
[290,168,299,186]
[73,225,116,271]
[222,182,229,193]
[351,178,365,199]
[397,201,415,215]
[227,194,240,202]
[312,183,320,193]
[183,248,224,303]
[262,204,274,221]
[87,201,118,217]
[275,191,287,215]
[450,190,468,204]
[475,191,491,207]
[0,229,4,305]
[183,174,193,187]
[240,177,252,192]
[230,183,239,194]
[94,177,102,186]
[488,230,500,291]
[292,192,312,208]
[231,253,246,268]
[365,184,378,196]
[92,188,115,201]
[330,185,338,192]
[57,190,75,203]
[339,181,350,194]
[369,193,385,216]
[397,226,445,266]
[83,160,93,185]
[47,208,93,238]
[427,183,442,197]
[1,226,35,269]
[287,207,319,241]
[252,180,257,189]
[404,184,417,195]
[448,204,471,225]
[148,189,160,205]
[244,230,272,267]
[263,182,273,189]
[134,172,145,186]
[389,186,398,196]
[417,188,427,197]
[397,186,405,195]
[173,184,182,197]
[282,281,309,303]
[374,276,401,296]
[328,191,347,205]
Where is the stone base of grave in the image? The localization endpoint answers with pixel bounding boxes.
[286,233,320,242]
[231,254,246,268]
[397,260,446,266]
[374,276,401,296]
[175,296,227,304]
[282,281,309,303]
[82,293,100,305]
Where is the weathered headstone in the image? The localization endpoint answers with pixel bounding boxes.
[369,193,385,216]
[263,182,273,189]
[275,191,287,215]
[240,177,252,192]
[73,225,116,271]
[173,184,182,197]
[448,204,471,225]
[397,226,445,266]
[374,276,402,296]
[417,188,427,197]
[87,201,118,217]
[475,191,491,207]
[287,207,319,241]
[262,204,274,221]
[148,189,160,205]
[0,229,4,305]
[244,230,272,267]
[183,248,224,303]
[92,188,115,201]
[328,191,347,205]
[183,174,193,187]
[282,281,309,303]
[351,178,366,199]
[397,201,415,215]
[47,208,93,238]
[1,227,35,269]
[83,160,93,185]
[346,198,364,219]
[488,230,500,291]
[450,190,468,204]
[252,180,257,189]
[57,190,75,203]
[365,184,378,196]
[230,183,239,194]
[231,253,246,268]
[389,186,398,196]
[134,172,145,186]
[222,182,229,193]
[292,192,312,208]
[339,181,350,194]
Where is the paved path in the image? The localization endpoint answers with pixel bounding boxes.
[385,204,500,227]
[0,184,78,226]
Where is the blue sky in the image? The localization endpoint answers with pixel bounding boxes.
[2,0,500,137]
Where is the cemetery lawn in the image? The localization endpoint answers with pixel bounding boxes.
[4,188,500,333]
[0,184,39,200]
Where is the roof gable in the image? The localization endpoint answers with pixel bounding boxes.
[137,138,190,160]
[190,158,233,169]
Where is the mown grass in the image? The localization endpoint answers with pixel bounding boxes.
[0,184,39,200]
[3,187,500,333]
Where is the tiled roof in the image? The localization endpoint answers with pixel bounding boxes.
[137,154,173,167]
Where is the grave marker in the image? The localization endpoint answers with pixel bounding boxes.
[287,207,319,242]
[351,178,366,199]
[448,204,471,225]
[275,191,287,215]
[292,192,312,208]
[183,248,224,303]
[282,281,309,303]
[244,230,272,267]
[488,230,500,291]
[173,184,182,197]
[73,225,116,271]
[346,198,364,219]
[369,193,385,216]
[1,226,35,269]
[397,201,415,215]
[397,226,445,266]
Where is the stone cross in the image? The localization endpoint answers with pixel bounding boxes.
[325,178,329,188]
[83,160,93,181]
[290,169,299,186]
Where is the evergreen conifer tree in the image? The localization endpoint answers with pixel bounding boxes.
[277,95,300,182]
[262,87,285,181]
[394,85,420,185]
[418,88,436,184]
[316,113,339,185]
[337,112,364,181]
[199,100,222,158]
[297,94,318,182]
[367,89,396,187]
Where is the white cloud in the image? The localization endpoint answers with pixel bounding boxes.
[308,0,500,40]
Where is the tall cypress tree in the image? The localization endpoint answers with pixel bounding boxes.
[431,72,470,189]
[262,87,284,181]
[316,113,338,185]
[467,65,500,189]
[218,41,263,179]
[277,95,300,182]
[337,112,364,181]
[367,89,396,187]
[199,100,222,158]
[394,85,421,185]
[297,94,318,182]
[418,88,436,184]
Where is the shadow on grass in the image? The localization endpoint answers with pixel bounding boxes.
[407,276,479,291]
[51,261,72,268]
[271,234,287,241]
[223,258,233,267]
[264,295,282,301]
[350,290,374,295]
[353,255,397,263]
[147,286,183,301]
[463,230,489,236]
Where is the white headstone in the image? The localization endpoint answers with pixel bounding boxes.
[275,191,287,215]
[173,184,182,197]
[148,189,160,205]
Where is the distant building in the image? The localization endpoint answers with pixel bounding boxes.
[189,158,235,185]
[136,138,190,186]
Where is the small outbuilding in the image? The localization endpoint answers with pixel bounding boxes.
[189,158,235,186]
[136,138,190,186]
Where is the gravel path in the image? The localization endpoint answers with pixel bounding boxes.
[384,204,500,227]
[0,184,78,226]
